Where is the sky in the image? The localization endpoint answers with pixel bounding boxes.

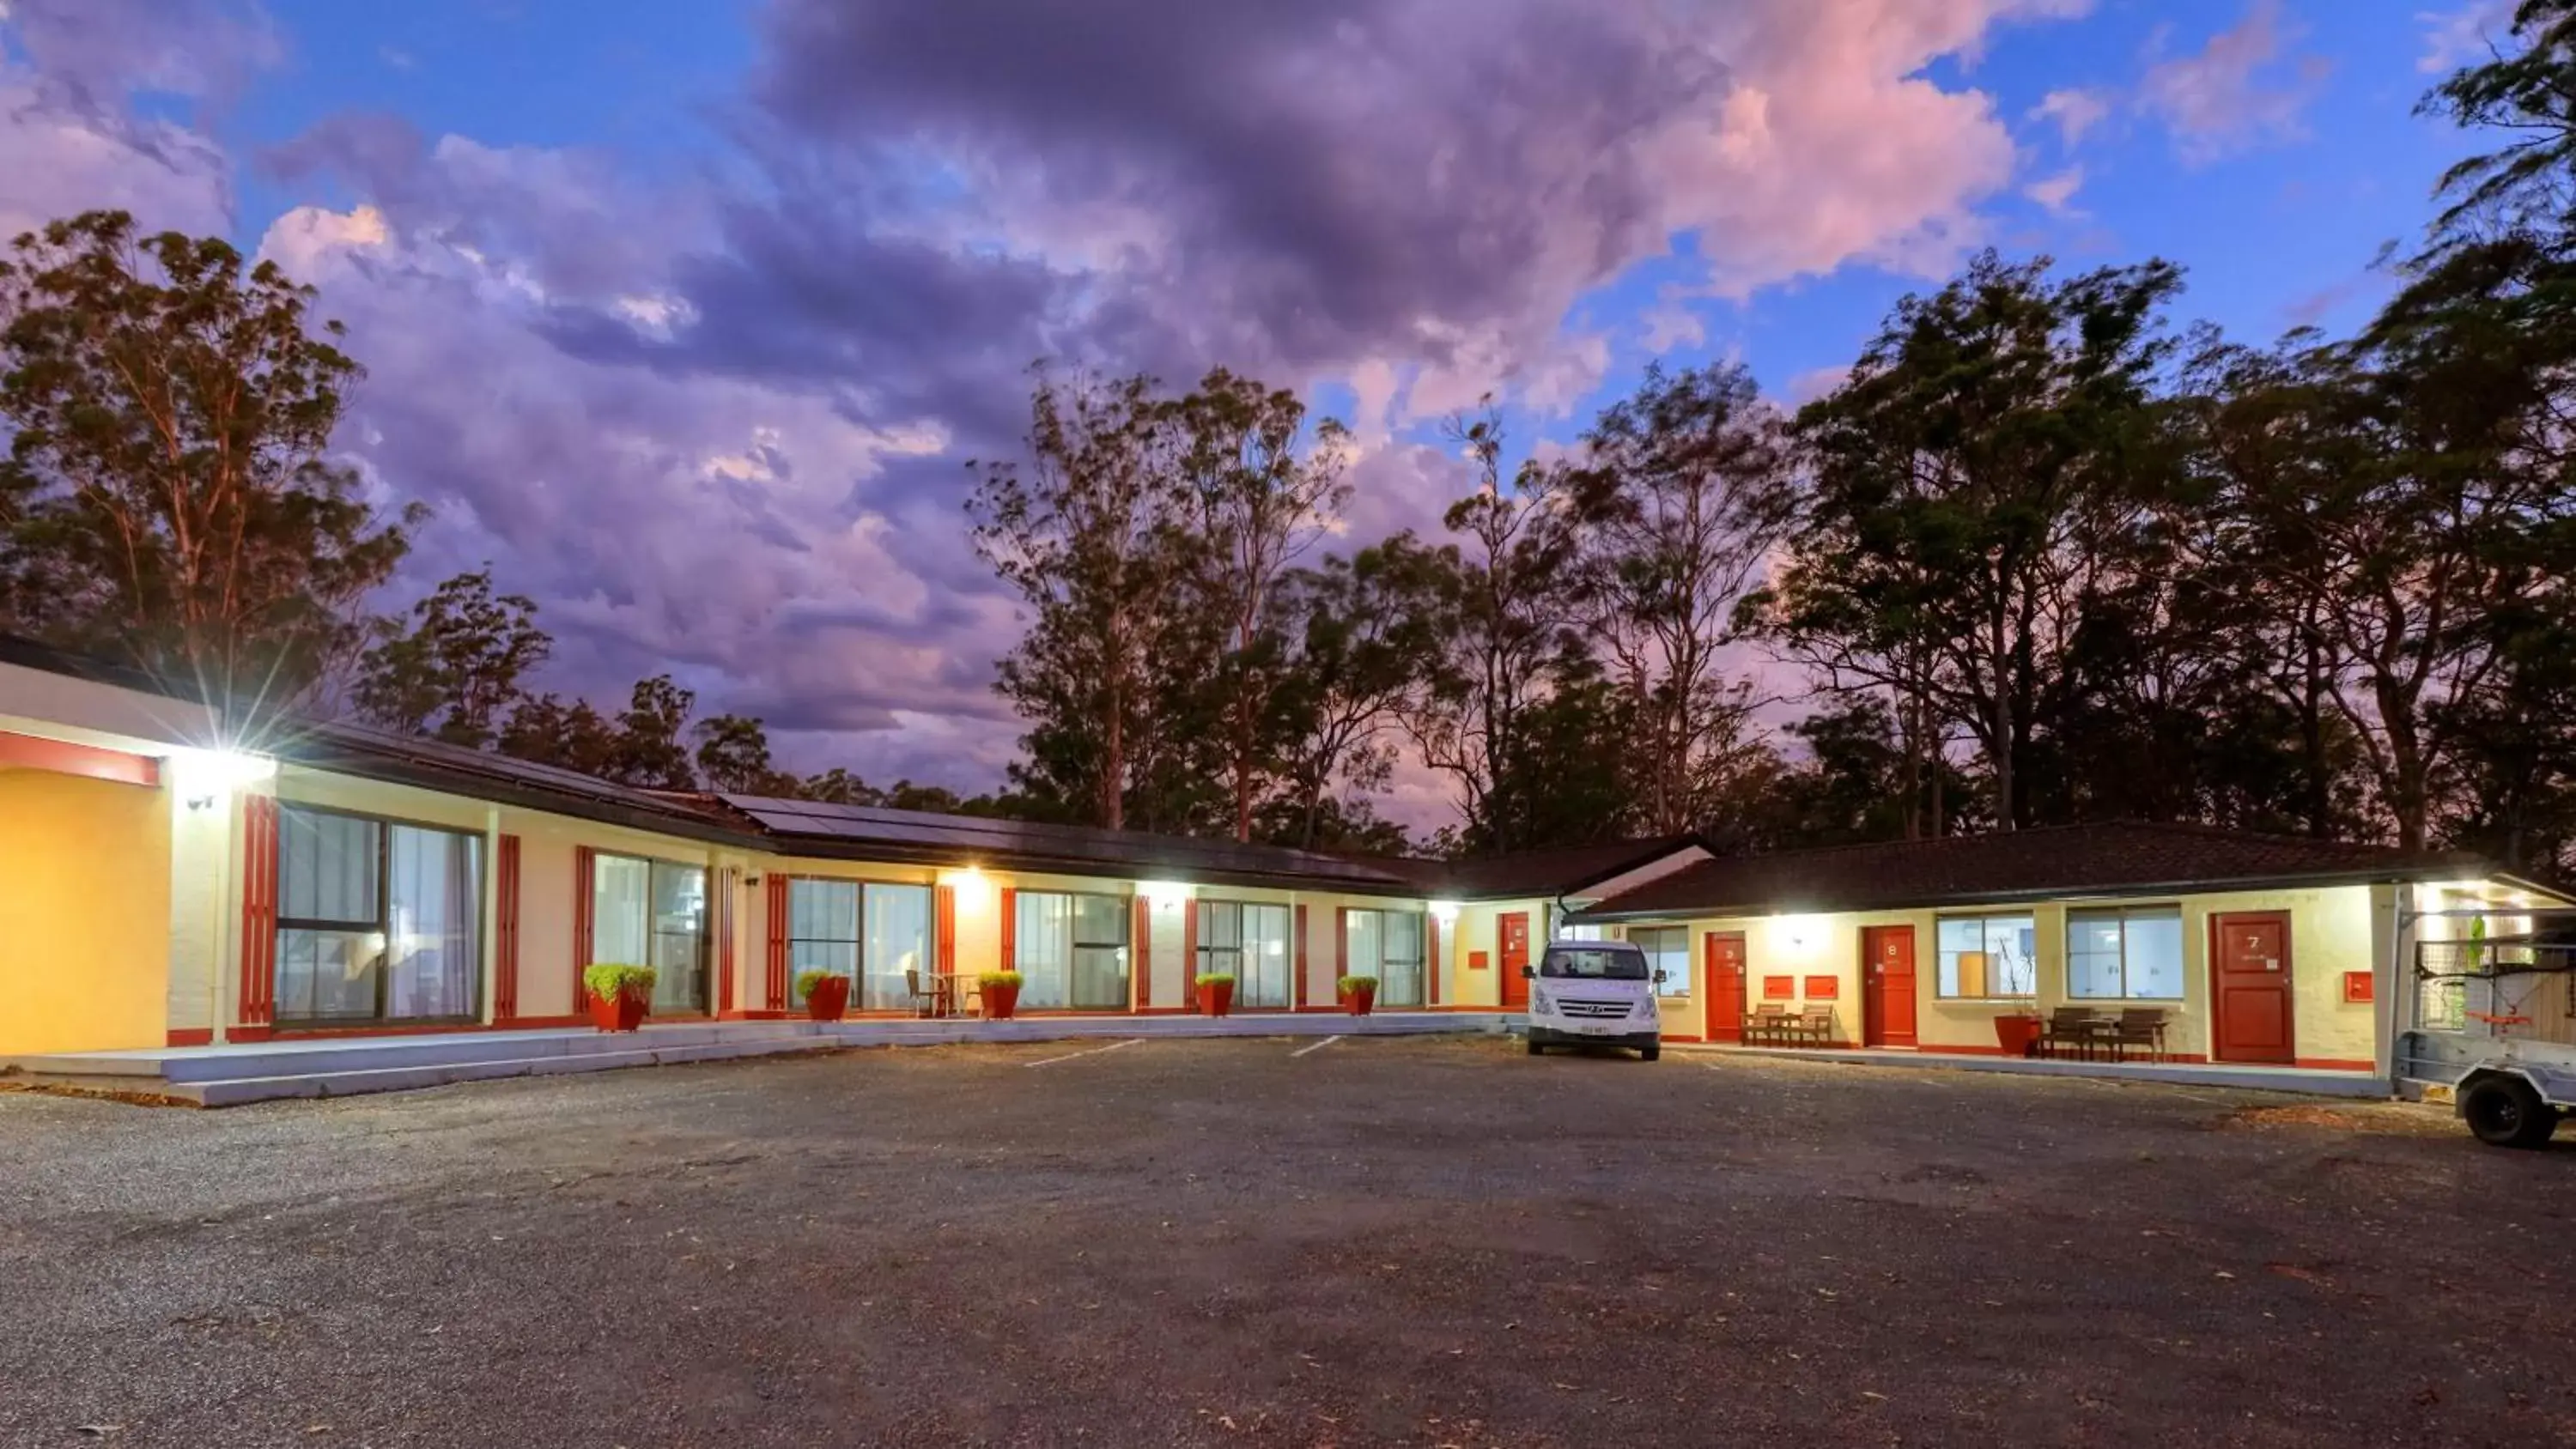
[0,0,2514,828]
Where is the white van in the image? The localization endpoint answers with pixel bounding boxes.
[1522,938,1662,1061]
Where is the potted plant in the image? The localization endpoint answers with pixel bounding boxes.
[1194,972,1236,1017]
[980,970,1024,1020]
[582,963,657,1034]
[1337,974,1378,1017]
[796,968,851,1022]
[1993,1009,2044,1058]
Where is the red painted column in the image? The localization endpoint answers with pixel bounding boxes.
[1132,894,1151,1010]
[1182,900,1200,1012]
[766,875,791,1011]
[934,883,957,985]
[572,846,596,1010]
[714,865,737,1016]
[236,796,280,1029]
[494,834,522,1022]
[1293,902,1309,1010]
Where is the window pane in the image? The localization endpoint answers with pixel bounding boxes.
[1935,918,1983,997]
[384,825,482,1019]
[592,855,651,968]
[1241,904,1291,1009]
[1376,911,1425,1007]
[1937,916,2035,998]
[787,879,862,1006]
[276,927,380,1022]
[1017,892,1073,1009]
[863,884,932,1011]
[2123,909,2184,999]
[1629,927,1689,997]
[2067,912,2126,999]
[280,809,380,925]
[1348,910,1384,979]
[1074,893,1128,947]
[647,863,708,1014]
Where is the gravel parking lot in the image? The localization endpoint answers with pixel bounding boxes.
[1,1035,2571,1447]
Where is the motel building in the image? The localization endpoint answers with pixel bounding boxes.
[0,633,2563,1104]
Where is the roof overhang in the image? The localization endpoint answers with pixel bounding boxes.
[1568,865,2539,923]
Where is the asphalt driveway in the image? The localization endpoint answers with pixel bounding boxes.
[0,1036,2568,1446]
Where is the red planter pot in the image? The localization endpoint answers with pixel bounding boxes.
[589,987,648,1034]
[1341,985,1376,1017]
[984,981,1021,1020]
[1994,1013,2044,1058]
[805,975,851,1022]
[1196,979,1235,1017]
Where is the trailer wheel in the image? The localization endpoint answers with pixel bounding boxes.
[2462,1075,2559,1149]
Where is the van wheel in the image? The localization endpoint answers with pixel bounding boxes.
[1639,1046,1661,1063]
[2463,1076,2558,1149]
[1526,1038,1544,1056]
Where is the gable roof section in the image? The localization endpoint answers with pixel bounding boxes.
[1571,822,2506,921]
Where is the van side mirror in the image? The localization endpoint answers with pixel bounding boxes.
[1654,969,1668,985]
[1519,965,1535,979]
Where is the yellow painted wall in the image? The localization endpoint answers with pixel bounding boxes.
[0,771,172,1053]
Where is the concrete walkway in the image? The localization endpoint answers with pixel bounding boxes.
[0,1011,1515,1106]
[1673,1041,2388,1097]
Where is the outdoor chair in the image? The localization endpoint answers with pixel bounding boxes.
[1745,1002,1791,1047]
[1795,1006,1836,1046]
[903,968,960,1019]
[2111,1008,2169,1062]
[2038,1007,2108,1061]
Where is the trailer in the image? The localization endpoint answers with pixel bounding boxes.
[2393,903,2576,1149]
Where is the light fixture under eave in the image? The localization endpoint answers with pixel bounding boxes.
[1429,900,1461,923]
[1139,880,1191,907]
[174,745,277,809]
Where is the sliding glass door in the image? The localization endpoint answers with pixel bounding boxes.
[276,805,483,1025]
[591,853,708,1015]
[1346,908,1427,1007]
[786,877,934,1010]
[1197,900,1293,1009]
[1015,891,1131,1009]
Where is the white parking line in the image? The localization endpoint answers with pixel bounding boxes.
[1291,1034,1342,1058]
[1019,1038,1145,1069]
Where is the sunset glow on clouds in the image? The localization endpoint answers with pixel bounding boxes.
[0,0,2489,813]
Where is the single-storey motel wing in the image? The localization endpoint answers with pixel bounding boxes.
[2,630,2564,1096]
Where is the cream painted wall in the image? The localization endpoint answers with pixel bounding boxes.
[1446,897,1553,1008]
[0,770,171,1053]
[1611,882,2388,1060]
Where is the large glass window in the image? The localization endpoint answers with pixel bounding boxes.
[591,853,708,1016]
[1016,891,1131,1009]
[1198,900,1292,1009]
[276,805,483,1024]
[1347,908,1427,1007]
[2068,906,2185,1000]
[1628,926,1691,997]
[1935,914,2037,999]
[787,878,933,1011]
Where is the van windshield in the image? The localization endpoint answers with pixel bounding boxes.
[1538,947,1651,980]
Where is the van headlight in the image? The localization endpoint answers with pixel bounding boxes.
[1532,987,1552,1014]
[1634,997,1658,1020]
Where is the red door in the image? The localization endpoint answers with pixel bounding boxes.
[1499,912,1531,1009]
[1704,931,1746,1042]
[1861,925,1917,1047]
[2211,912,2294,1064]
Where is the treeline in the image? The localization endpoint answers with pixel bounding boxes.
[964,10,2576,871]
[2,10,2571,869]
